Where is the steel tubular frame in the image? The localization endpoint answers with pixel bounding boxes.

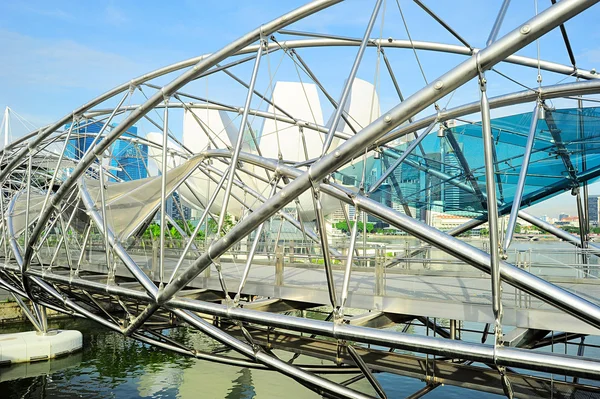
[2,1,600,398]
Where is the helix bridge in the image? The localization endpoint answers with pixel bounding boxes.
[3,0,600,397]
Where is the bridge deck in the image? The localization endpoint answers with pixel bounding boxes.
[70,250,600,336]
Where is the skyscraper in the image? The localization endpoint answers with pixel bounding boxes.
[64,121,147,182]
[109,126,148,182]
[65,120,105,160]
[588,195,600,226]
[167,192,192,222]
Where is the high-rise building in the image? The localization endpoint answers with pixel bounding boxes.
[167,192,192,222]
[559,212,570,221]
[65,120,105,160]
[440,138,480,217]
[65,120,147,182]
[109,126,148,182]
[588,195,600,226]
[424,152,442,202]
[441,139,462,214]
[393,162,422,220]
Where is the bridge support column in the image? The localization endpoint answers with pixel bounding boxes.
[275,246,284,286]
[151,239,158,280]
[375,247,385,296]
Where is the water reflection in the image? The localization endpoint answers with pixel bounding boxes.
[0,314,504,398]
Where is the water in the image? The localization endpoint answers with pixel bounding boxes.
[0,319,503,399]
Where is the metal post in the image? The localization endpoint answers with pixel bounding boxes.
[576,188,589,275]
[275,245,284,286]
[313,189,337,308]
[158,99,170,288]
[97,156,112,277]
[340,208,360,313]
[375,247,385,296]
[23,153,32,252]
[450,319,457,340]
[503,102,540,252]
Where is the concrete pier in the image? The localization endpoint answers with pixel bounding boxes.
[0,330,82,365]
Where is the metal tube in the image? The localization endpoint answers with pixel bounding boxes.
[10,293,43,333]
[211,148,600,332]
[168,168,229,284]
[172,308,373,399]
[313,189,338,308]
[576,189,589,270]
[321,0,383,155]
[550,0,577,68]
[20,0,342,296]
[340,209,360,312]
[160,0,600,303]
[2,27,598,187]
[218,43,263,233]
[413,0,472,50]
[503,102,540,252]
[169,296,600,380]
[235,179,279,300]
[292,50,359,134]
[166,213,200,256]
[23,154,32,251]
[346,345,387,399]
[479,73,502,345]
[78,178,159,298]
[97,157,113,278]
[21,265,600,381]
[159,100,169,287]
[368,118,437,194]
[487,0,511,46]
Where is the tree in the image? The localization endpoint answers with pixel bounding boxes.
[207,214,235,234]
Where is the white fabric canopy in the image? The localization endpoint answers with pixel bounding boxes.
[6,191,47,237]
[82,154,205,240]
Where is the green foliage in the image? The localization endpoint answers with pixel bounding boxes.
[333,221,375,233]
[142,220,205,240]
[207,214,234,234]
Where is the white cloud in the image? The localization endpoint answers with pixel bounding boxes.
[0,29,143,91]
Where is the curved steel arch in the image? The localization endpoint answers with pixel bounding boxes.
[2,1,600,398]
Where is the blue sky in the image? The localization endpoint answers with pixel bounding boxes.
[1,0,600,217]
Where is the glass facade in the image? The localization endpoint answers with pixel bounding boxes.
[64,120,148,182]
[108,126,148,182]
[335,106,600,221]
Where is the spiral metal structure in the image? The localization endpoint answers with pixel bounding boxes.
[3,1,600,397]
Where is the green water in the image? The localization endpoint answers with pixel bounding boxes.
[0,318,503,398]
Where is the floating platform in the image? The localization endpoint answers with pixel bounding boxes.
[0,330,82,365]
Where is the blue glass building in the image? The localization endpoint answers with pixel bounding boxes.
[64,120,148,181]
[108,125,148,182]
[65,120,104,160]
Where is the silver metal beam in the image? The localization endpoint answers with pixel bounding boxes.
[503,102,540,252]
[158,0,597,308]
[321,0,383,155]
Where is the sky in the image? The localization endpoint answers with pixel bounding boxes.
[1,0,600,218]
